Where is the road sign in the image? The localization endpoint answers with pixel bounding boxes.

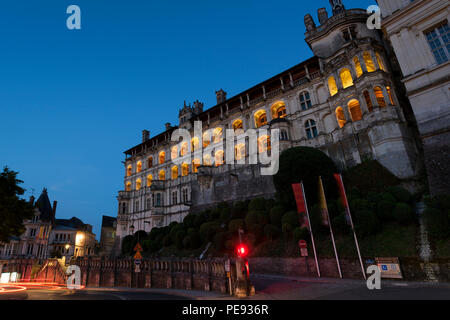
[224,259,231,272]
[134,243,143,252]
[376,257,403,279]
[134,251,143,260]
[299,240,307,249]
[300,248,308,257]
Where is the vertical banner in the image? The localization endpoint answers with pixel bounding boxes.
[291,182,320,277]
[334,173,367,280]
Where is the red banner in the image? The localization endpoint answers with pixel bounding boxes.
[334,173,351,226]
[291,183,310,229]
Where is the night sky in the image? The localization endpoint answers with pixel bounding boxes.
[0,0,376,238]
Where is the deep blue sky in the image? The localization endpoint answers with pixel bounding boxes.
[0,0,375,238]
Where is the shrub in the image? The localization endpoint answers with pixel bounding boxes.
[332,214,350,234]
[281,211,300,230]
[273,147,338,207]
[245,211,259,226]
[393,202,414,224]
[174,230,186,249]
[183,230,202,249]
[355,210,380,237]
[247,223,265,243]
[350,199,370,212]
[264,224,281,241]
[270,205,285,226]
[293,227,309,242]
[387,186,412,203]
[121,235,135,256]
[194,212,207,228]
[220,207,231,222]
[162,234,172,247]
[231,201,247,219]
[228,219,245,233]
[183,214,196,228]
[169,224,185,243]
[377,200,396,221]
[382,192,396,203]
[425,207,450,240]
[213,232,229,251]
[199,222,221,243]
[248,198,267,212]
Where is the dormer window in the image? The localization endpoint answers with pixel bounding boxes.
[342,25,357,41]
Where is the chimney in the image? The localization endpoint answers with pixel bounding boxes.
[165,123,172,131]
[29,195,35,205]
[52,201,57,217]
[142,130,150,143]
[215,89,227,104]
[317,8,328,25]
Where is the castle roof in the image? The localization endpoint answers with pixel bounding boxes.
[34,188,55,223]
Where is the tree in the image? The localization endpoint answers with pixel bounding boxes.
[0,167,34,242]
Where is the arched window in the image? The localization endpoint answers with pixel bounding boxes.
[171,146,178,160]
[159,151,165,164]
[126,182,132,192]
[127,165,132,177]
[212,127,223,143]
[203,154,212,166]
[232,119,243,132]
[147,175,153,187]
[376,52,386,72]
[258,135,271,153]
[254,110,268,128]
[171,166,178,180]
[336,107,346,128]
[328,76,338,96]
[147,157,153,169]
[159,170,165,181]
[203,132,211,148]
[235,144,246,160]
[353,56,363,77]
[363,91,373,112]
[215,150,224,167]
[299,92,312,110]
[280,129,289,141]
[340,68,354,89]
[305,120,318,139]
[180,142,188,157]
[386,86,395,105]
[137,161,142,173]
[363,52,376,72]
[348,99,363,122]
[192,159,200,173]
[136,179,142,191]
[374,86,386,107]
[271,101,287,119]
[191,137,200,151]
[182,163,189,176]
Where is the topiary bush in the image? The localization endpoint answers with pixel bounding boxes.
[393,202,414,224]
[270,205,285,227]
[293,227,309,242]
[387,186,412,204]
[281,211,300,233]
[377,199,396,221]
[332,214,350,234]
[199,222,221,243]
[248,198,267,212]
[228,219,245,233]
[355,210,380,237]
[264,224,281,241]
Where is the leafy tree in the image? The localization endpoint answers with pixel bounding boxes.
[0,167,34,242]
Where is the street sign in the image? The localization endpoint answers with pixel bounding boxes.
[300,248,308,257]
[134,259,142,273]
[224,259,231,272]
[134,243,143,252]
[298,240,307,249]
[134,251,143,260]
[376,257,403,279]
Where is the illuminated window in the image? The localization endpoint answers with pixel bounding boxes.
[136,179,142,191]
[232,119,243,132]
[363,52,376,72]
[235,144,246,160]
[159,151,165,164]
[137,161,142,173]
[215,150,225,167]
[192,159,200,173]
[213,128,223,144]
[159,170,165,181]
[336,107,346,128]
[340,68,354,89]
[203,154,212,166]
[348,99,363,122]
[171,166,179,180]
[127,165,132,177]
[258,135,271,153]
[147,157,153,169]
[376,52,386,71]
[386,86,395,105]
[203,132,211,148]
[171,146,178,160]
[254,110,268,128]
[191,137,200,151]
[328,76,338,96]
[305,120,318,139]
[363,90,373,112]
[126,182,132,192]
[182,163,189,176]
[180,142,188,157]
[147,175,153,187]
[353,56,363,77]
[374,86,386,107]
[271,101,287,119]
[299,92,312,110]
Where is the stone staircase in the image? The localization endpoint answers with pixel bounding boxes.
[415,201,439,282]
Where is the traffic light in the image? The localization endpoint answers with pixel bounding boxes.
[236,244,248,258]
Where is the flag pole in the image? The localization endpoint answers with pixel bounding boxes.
[301,181,321,278]
[337,174,366,280]
[319,176,342,279]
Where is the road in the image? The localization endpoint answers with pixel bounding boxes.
[1,275,449,300]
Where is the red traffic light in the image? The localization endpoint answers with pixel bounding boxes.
[236,244,248,258]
